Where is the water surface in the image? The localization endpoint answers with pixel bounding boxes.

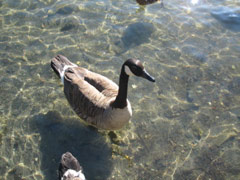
[0,0,240,179]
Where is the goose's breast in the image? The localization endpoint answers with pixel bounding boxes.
[101,100,132,130]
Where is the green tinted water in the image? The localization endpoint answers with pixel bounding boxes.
[0,0,240,179]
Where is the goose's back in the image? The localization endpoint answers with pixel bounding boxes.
[63,66,122,128]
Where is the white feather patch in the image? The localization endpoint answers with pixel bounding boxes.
[60,65,77,84]
[61,169,86,180]
[124,65,134,76]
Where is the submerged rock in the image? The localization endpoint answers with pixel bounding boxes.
[122,22,154,47]
[228,77,240,95]
[60,23,76,31]
[211,7,240,31]
[57,6,75,15]
[114,22,155,54]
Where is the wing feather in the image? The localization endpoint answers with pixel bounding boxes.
[63,67,118,122]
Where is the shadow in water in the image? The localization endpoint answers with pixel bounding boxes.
[211,7,240,32]
[29,111,112,180]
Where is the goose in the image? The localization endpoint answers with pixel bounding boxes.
[58,152,85,180]
[51,55,155,130]
[136,0,160,5]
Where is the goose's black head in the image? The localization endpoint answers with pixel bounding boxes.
[123,59,155,82]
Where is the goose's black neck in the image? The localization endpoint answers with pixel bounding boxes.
[112,65,129,109]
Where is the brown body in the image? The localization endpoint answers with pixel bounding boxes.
[51,55,155,130]
[51,55,132,130]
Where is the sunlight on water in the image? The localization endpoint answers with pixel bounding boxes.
[0,0,240,179]
[191,0,199,5]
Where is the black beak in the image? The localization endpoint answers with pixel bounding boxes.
[141,70,155,82]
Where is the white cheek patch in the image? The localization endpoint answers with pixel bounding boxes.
[136,59,140,65]
[124,65,134,76]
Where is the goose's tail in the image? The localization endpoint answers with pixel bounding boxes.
[51,55,77,84]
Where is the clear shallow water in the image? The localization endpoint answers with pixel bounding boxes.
[0,0,240,179]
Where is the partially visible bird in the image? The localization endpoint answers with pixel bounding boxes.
[58,152,85,180]
[136,0,160,5]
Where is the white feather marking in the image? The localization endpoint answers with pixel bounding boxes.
[124,65,134,76]
[127,99,132,117]
[61,169,86,180]
[60,65,77,84]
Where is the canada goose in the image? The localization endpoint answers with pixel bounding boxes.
[58,152,85,180]
[51,55,155,130]
[136,0,160,5]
